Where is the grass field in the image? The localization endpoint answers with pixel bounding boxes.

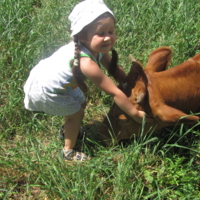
[1,0,200,199]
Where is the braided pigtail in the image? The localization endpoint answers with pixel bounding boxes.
[108,49,126,83]
[107,49,118,78]
[72,36,88,93]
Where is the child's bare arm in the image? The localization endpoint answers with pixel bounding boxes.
[80,57,151,124]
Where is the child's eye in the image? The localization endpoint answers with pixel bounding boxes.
[97,32,104,36]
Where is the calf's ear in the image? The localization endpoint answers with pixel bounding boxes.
[129,54,137,63]
[145,47,172,72]
[192,52,200,63]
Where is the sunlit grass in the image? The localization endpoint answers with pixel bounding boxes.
[1,0,200,199]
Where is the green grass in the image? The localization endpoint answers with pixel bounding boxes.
[1,0,200,199]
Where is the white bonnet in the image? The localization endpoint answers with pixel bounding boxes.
[69,0,114,37]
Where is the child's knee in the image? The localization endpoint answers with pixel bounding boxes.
[65,108,84,121]
[81,101,87,110]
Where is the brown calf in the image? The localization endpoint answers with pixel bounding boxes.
[98,47,200,145]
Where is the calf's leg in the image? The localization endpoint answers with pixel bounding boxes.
[153,105,199,125]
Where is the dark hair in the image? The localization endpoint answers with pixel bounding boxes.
[71,35,88,93]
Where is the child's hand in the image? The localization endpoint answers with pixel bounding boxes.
[133,110,154,124]
[145,114,154,123]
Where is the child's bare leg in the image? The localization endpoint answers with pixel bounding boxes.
[81,101,87,110]
[63,107,85,150]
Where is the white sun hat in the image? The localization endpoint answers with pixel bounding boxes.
[69,0,114,37]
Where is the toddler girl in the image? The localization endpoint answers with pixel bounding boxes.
[24,0,150,161]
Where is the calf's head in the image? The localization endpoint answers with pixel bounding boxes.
[98,57,152,146]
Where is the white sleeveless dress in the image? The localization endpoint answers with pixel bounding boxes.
[23,42,102,116]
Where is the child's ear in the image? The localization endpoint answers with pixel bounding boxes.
[78,33,86,42]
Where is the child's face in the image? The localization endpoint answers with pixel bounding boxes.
[80,17,116,58]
